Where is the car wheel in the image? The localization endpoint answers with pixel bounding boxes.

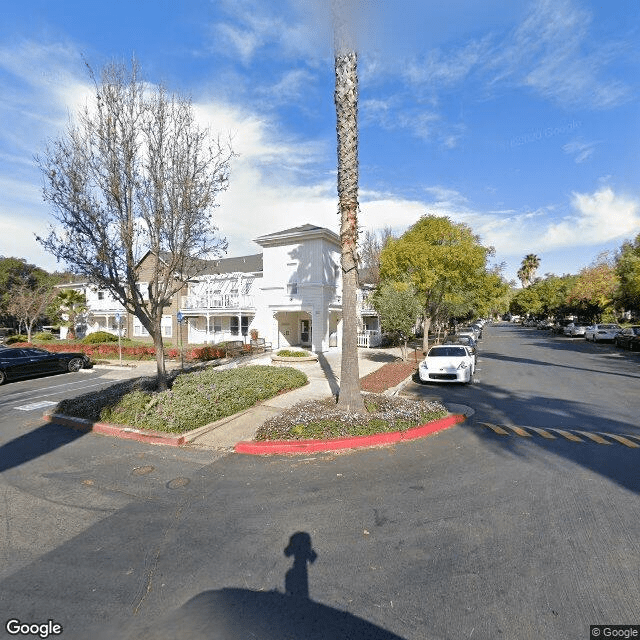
[67,358,84,372]
[0,370,5,385]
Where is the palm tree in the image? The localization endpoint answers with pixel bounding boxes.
[56,289,87,339]
[518,254,541,288]
[334,0,365,412]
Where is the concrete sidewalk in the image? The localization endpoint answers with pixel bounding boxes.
[183,347,406,450]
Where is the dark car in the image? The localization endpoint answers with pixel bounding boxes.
[613,326,640,351]
[443,334,478,361]
[0,347,90,384]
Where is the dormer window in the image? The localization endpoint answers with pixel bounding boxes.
[98,291,105,300]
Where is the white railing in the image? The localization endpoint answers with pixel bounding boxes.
[181,294,254,310]
[357,330,382,348]
[89,302,126,313]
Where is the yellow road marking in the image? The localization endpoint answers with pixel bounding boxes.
[575,431,611,445]
[528,427,557,439]
[549,429,584,442]
[601,434,639,448]
[480,422,509,435]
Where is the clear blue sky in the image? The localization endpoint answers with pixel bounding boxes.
[1,0,639,284]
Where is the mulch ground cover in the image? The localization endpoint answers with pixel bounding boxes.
[360,361,418,393]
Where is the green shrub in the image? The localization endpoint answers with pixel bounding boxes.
[276,349,310,357]
[34,332,55,341]
[5,334,28,344]
[82,331,119,344]
[64,365,308,433]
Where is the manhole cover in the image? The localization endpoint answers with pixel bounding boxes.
[166,477,190,489]
[132,466,154,476]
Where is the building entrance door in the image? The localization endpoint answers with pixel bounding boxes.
[300,319,311,345]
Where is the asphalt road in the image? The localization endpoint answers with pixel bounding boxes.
[1,326,639,640]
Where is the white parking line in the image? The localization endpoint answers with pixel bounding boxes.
[5,379,116,411]
[15,400,58,411]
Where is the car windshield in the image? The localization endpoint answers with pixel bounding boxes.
[428,347,467,357]
[600,324,620,329]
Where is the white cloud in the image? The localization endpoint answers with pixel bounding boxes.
[542,187,640,248]
[562,138,596,164]
[257,68,316,105]
[488,0,630,109]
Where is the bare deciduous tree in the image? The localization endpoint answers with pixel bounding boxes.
[37,59,233,389]
[360,226,394,285]
[6,284,58,343]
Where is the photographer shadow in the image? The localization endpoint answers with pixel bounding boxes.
[125,532,405,640]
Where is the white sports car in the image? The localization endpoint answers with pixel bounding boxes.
[418,345,475,384]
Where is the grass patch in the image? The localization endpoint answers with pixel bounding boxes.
[255,394,448,441]
[54,365,308,434]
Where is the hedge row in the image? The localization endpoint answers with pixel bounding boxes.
[10,341,242,362]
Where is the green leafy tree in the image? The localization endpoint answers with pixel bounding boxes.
[0,257,49,325]
[380,215,491,353]
[566,255,618,321]
[372,281,422,361]
[615,233,640,314]
[510,274,577,319]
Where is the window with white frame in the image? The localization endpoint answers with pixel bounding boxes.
[213,318,222,333]
[162,315,172,338]
[287,282,298,295]
[133,318,149,337]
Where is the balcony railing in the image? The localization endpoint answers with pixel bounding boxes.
[180,294,254,311]
[357,330,382,348]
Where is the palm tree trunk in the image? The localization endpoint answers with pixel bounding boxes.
[335,47,364,412]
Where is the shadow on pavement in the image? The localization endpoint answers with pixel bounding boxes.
[405,374,640,495]
[316,353,340,397]
[113,532,405,640]
[0,420,86,473]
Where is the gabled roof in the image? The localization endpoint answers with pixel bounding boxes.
[254,224,340,247]
[198,253,263,275]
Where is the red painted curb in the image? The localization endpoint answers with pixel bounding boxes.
[234,413,466,455]
[44,413,186,446]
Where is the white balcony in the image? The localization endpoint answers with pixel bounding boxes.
[357,330,382,348]
[180,294,255,311]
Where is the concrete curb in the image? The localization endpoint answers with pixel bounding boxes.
[44,413,186,446]
[234,413,466,456]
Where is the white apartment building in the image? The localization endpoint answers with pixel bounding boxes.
[59,223,382,351]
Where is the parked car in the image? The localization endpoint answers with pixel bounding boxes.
[457,325,481,341]
[537,320,553,330]
[584,324,622,342]
[563,321,588,337]
[443,334,478,362]
[418,345,475,384]
[0,347,91,385]
[613,326,640,351]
